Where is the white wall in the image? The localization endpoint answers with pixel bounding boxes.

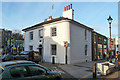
[63,9,74,19]
[43,20,70,64]
[24,27,43,51]
[24,20,92,64]
[70,23,92,63]
[24,20,71,64]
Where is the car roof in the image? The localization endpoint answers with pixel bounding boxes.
[1,60,35,67]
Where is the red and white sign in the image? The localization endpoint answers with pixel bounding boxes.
[64,42,67,47]
[110,41,113,45]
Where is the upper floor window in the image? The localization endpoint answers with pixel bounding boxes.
[104,39,107,45]
[85,29,87,40]
[30,32,33,40]
[51,27,56,36]
[39,29,43,38]
[51,44,57,55]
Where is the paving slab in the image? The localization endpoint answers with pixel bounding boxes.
[58,62,94,78]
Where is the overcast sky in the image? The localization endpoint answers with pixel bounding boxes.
[2,2,118,38]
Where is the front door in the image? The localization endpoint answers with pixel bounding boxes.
[39,44,43,62]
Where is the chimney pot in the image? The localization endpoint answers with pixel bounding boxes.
[64,7,66,11]
[66,6,68,10]
[49,16,52,19]
[70,4,72,9]
[68,5,70,10]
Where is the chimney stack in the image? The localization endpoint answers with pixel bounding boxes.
[63,4,74,20]
[49,16,52,19]
[64,4,72,11]
[70,4,72,9]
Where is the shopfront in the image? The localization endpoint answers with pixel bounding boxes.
[92,31,108,61]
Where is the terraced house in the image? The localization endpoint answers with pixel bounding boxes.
[23,4,94,64]
[0,29,12,54]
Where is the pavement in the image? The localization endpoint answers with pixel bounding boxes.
[39,62,74,78]
[58,62,94,78]
[39,60,108,79]
[38,60,120,80]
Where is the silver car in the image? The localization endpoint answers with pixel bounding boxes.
[19,51,32,60]
[19,51,41,63]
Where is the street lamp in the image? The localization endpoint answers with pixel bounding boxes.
[107,16,113,58]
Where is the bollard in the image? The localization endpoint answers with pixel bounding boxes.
[93,62,97,78]
[52,56,55,64]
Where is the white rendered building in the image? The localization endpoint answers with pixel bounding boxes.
[23,4,93,64]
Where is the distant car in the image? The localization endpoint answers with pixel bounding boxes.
[2,54,14,61]
[19,51,41,63]
[0,60,61,80]
[19,51,32,60]
[2,54,27,62]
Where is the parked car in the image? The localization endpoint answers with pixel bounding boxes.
[2,54,14,61]
[19,51,41,63]
[0,60,61,80]
[2,54,26,62]
[19,51,32,60]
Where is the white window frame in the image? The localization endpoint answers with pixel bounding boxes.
[51,44,57,55]
[29,31,33,40]
[85,45,88,56]
[51,27,57,37]
[39,29,43,38]
[29,45,33,51]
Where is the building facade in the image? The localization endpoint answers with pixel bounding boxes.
[23,4,93,64]
[115,37,119,53]
[0,29,12,54]
[92,31,108,61]
[108,38,117,56]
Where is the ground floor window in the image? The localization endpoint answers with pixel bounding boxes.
[51,44,57,55]
[85,45,87,56]
[29,46,33,51]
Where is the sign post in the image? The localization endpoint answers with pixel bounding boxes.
[64,41,68,64]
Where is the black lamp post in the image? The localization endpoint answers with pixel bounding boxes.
[107,16,113,58]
